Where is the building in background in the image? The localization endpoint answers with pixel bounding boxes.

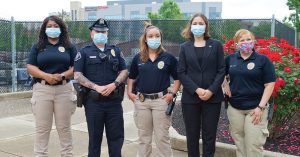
[70,0,222,21]
[70,1,85,21]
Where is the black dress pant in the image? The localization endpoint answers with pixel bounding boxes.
[85,99,124,157]
[182,102,221,157]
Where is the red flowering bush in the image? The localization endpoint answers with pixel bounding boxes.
[224,37,300,139]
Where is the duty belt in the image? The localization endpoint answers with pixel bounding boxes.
[35,79,70,86]
[139,90,168,102]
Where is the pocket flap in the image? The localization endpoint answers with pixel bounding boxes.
[261,128,269,137]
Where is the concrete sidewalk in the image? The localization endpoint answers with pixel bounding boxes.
[0,92,296,157]
[0,97,187,157]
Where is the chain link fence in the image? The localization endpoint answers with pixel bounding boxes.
[0,18,297,93]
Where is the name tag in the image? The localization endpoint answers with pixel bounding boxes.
[230,65,237,68]
[89,56,96,58]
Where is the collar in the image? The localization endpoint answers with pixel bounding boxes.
[90,43,113,50]
[46,39,61,46]
[237,51,257,60]
[147,51,165,62]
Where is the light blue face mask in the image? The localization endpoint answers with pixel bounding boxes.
[93,33,108,44]
[45,28,61,38]
[147,38,161,49]
[191,25,206,37]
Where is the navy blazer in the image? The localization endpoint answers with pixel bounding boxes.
[177,38,225,104]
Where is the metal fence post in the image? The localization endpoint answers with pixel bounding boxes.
[11,16,17,92]
[295,28,298,48]
[271,14,275,37]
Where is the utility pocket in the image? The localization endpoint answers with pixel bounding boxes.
[261,128,269,137]
[70,93,77,114]
[30,97,36,115]
[256,128,269,146]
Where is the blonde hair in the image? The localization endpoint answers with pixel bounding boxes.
[233,29,255,43]
[139,21,165,62]
[181,13,210,41]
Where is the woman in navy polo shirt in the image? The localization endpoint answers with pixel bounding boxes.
[127,22,180,157]
[27,16,77,156]
[223,29,275,157]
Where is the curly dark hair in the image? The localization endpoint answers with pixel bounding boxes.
[36,16,71,51]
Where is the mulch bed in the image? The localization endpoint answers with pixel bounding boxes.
[171,102,300,156]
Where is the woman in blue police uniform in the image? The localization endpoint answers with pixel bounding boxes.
[223,29,275,157]
[27,16,77,156]
[74,18,128,157]
[127,22,180,157]
[177,13,225,157]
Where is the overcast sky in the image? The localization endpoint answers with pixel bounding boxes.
[0,0,293,21]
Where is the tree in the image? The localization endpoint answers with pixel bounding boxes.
[148,0,183,20]
[284,0,300,47]
[285,0,300,31]
[147,0,185,43]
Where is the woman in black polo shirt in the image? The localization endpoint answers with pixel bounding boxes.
[26,16,77,156]
[223,29,275,157]
[127,22,180,157]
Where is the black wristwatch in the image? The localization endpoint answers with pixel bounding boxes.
[114,80,121,87]
[257,106,265,111]
[60,73,66,80]
[169,91,177,98]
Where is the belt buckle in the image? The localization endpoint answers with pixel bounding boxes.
[139,93,145,102]
[150,94,156,100]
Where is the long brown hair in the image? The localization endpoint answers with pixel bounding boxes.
[181,13,210,41]
[37,16,71,51]
[139,22,165,62]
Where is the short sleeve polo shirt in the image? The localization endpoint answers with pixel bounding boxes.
[225,51,276,110]
[129,52,178,94]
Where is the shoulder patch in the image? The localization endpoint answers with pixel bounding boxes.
[74,52,82,62]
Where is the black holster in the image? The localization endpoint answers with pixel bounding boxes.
[72,82,88,107]
[165,96,177,116]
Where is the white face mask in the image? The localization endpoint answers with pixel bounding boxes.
[45,28,61,38]
[191,25,206,37]
[146,38,161,49]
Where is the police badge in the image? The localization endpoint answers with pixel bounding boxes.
[157,61,165,69]
[139,93,145,102]
[99,18,105,24]
[111,49,116,57]
[58,46,65,53]
[247,62,255,70]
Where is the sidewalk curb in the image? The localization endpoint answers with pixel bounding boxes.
[169,127,298,157]
[0,91,32,101]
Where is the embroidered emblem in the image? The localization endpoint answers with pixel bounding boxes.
[157,61,165,69]
[74,52,81,61]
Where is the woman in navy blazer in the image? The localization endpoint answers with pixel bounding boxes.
[177,13,225,157]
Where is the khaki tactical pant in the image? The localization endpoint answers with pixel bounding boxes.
[227,105,269,157]
[134,98,173,157]
[31,82,76,157]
